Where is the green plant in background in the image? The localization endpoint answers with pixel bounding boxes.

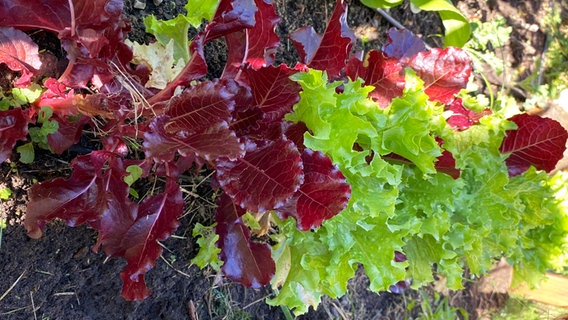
[464,17,512,75]
[143,0,221,63]
[414,290,468,320]
[360,0,471,47]
[521,1,568,110]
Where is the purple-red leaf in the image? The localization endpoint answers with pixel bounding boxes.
[500,113,568,176]
[407,47,472,105]
[347,50,405,108]
[165,80,238,133]
[216,138,303,212]
[144,116,244,163]
[0,27,42,87]
[205,0,257,42]
[117,177,184,300]
[276,149,350,231]
[244,64,301,123]
[47,114,90,154]
[215,193,275,287]
[0,108,29,163]
[446,98,492,131]
[436,150,460,179]
[0,0,70,31]
[290,0,355,78]
[222,0,280,77]
[383,28,427,62]
[24,152,110,239]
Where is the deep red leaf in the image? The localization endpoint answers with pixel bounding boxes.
[500,113,568,176]
[117,177,184,300]
[383,28,427,62]
[347,50,405,108]
[276,149,350,231]
[222,0,280,77]
[216,138,303,212]
[24,152,110,239]
[0,27,42,87]
[290,0,355,78]
[446,98,492,131]
[165,80,238,133]
[436,150,460,179]
[144,116,244,163]
[284,121,309,152]
[242,0,280,69]
[0,0,70,31]
[243,64,301,123]
[215,193,275,287]
[407,47,472,105]
[205,0,257,42]
[0,108,29,163]
[47,114,90,154]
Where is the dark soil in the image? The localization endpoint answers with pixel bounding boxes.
[0,0,561,319]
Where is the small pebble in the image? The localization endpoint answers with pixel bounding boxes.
[153,0,163,5]
[134,0,146,9]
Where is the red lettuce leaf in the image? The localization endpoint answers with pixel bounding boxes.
[116,177,184,300]
[205,0,257,42]
[435,150,460,179]
[216,138,303,212]
[164,80,238,133]
[500,113,568,176]
[284,122,309,152]
[290,0,355,78]
[222,0,280,77]
[407,47,472,105]
[47,114,90,154]
[144,116,244,163]
[24,152,110,239]
[0,0,70,31]
[243,64,301,123]
[383,28,427,62]
[446,98,492,131]
[277,149,350,231]
[346,50,405,108]
[0,27,42,87]
[0,108,29,163]
[215,193,275,287]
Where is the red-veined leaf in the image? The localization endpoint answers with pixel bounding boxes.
[215,193,275,287]
[0,108,29,163]
[407,47,472,105]
[143,116,244,163]
[276,149,350,230]
[222,0,280,77]
[164,80,238,133]
[500,113,568,176]
[347,50,405,108]
[216,138,303,212]
[205,0,257,42]
[24,152,110,239]
[243,64,301,123]
[117,177,184,300]
[290,0,355,78]
[47,114,90,154]
[0,27,42,87]
[446,98,492,131]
